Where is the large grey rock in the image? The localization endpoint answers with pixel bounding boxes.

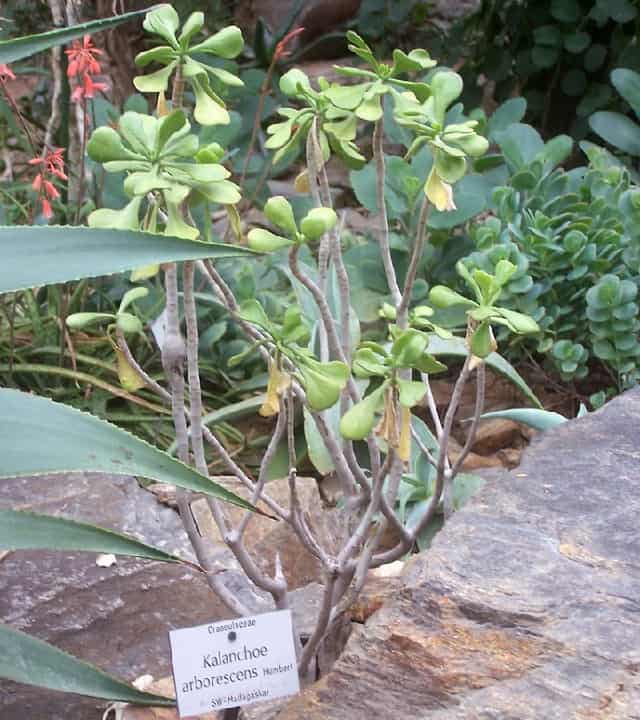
[0,473,253,719]
[271,388,640,719]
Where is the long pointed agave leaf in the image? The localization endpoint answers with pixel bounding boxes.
[0,226,257,294]
[479,408,567,431]
[0,509,193,565]
[0,389,256,512]
[0,623,175,706]
[0,8,154,65]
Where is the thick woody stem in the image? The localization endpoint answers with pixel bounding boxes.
[373,119,402,307]
[297,568,338,677]
[398,196,430,326]
[437,354,473,519]
[175,492,251,617]
[331,212,352,363]
[223,401,289,607]
[183,262,207,475]
[451,361,486,477]
[307,408,358,496]
[367,356,477,569]
[288,245,358,401]
[161,264,189,464]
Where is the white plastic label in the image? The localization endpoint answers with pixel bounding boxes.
[169,610,300,717]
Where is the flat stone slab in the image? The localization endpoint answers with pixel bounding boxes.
[272,389,640,718]
[0,473,251,719]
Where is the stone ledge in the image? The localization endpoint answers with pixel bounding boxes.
[271,388,640,719]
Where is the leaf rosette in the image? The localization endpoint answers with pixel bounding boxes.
[133,5,244,125]
[87,110,240,239]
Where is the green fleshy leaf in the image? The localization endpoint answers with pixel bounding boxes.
[157,109,188,151]
[247,228,293,252]
[391,329,429,367]
[264,196,298,236]
[470,321,494,358]
[66,312,115,329]
[191,74,230,125]
[190,25,244,58]
[265,120,295,150]
[206,65,244,88]
[238,299,272,332]
[325,83,366,111]
[143,5,180,47]
[197,179,241,205]
[414,353,447,374]
[428,285,476,308]
[431,71,463,123]
[119,112,158,156]
[179,11,204,46]
[118,286,149,314]
[493,307,540,334]
[280,68,311,96]
[355,93,384,122]
[133,59,177,93]
[300,207,338,240]
[434,149,467,183]
[352,347,388,378]
[339,385,386,440]
[115,312,143,334]
[135,45,176,67]
[397,379,427,408]
[298,359,350,411]
[87,126,144,164]
[164,200,199,240]
[88,196,143,231]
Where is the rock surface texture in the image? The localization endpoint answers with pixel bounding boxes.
[270,389,640,719]
[0,473,332,718]
[0,473,228,719]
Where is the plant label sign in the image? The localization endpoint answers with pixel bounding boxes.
[169,610,300,717]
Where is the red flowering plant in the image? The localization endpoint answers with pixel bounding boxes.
[66,35,107,102]
[28,148,67,219]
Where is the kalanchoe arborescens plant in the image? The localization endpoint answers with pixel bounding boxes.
[246,195,338,251]
[21,6,551,710]
[340,328,447,459]
[394,71,489,211]
[234,299,350,413]
[133,5,244,124]
[329,31,435,121]
[429,260,540,358]
[66,287,151,392]
[87,110,240,239]
[265,68,366,168]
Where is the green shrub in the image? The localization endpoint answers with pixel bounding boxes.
[460,125,640,389]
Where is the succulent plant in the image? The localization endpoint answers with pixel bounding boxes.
[586,274,640,382]
[87,110,240,239]
[246,196,337,252]
[133,5,244,125]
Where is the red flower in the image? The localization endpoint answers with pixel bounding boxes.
[66,35,107,104]
[65,35,102,78]
[274,27,305,61]
[29,147,68,181]
[40,197,53,219]
[0,64,15,83]
[71,73,108,102]
[29,148,67,219]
